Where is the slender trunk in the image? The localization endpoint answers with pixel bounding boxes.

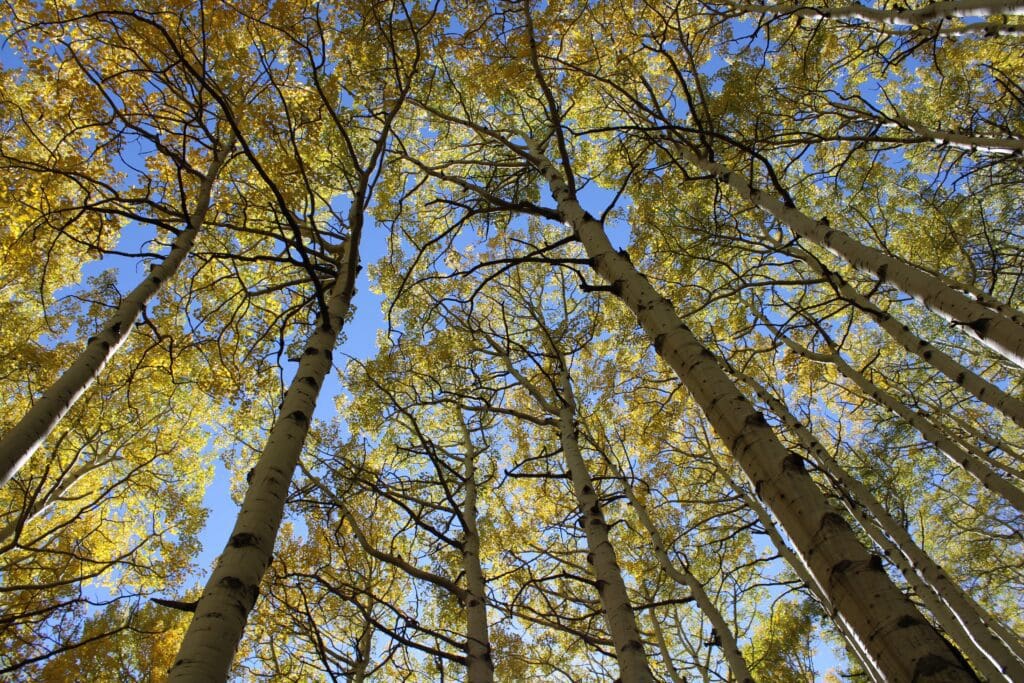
[933,406,1024,470]
[785,242,1024,430]
[919,268,1024,327]
[556,369,654,683]
[0,141,232,486]
[616,471,755,683]
[724,0,1024,25]
[679,147,1024,368]
[457,415,495,683]
[647,611,689,683]
[772,325,1024,513]
[168,232,359,683]
[734,366,1024,681]
[351,615,374,683]
[880,114,1024,155]
[0,451,116,545]
[735,485,886,683]
[528,143,977,682]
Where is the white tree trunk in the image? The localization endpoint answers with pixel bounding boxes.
[0,448,116,545]
[771,324,1024,513]
[616,470,756,683]
[723,0,1024,25]
[735,367,1024,681]
[168,234,358,683]
[680,148,1024,369]
[556,369,655,683]
[784,241,1024,429]
[733,483,886,682]
[527,142,978,683]
[457,415,495,683]
[0,141,232,486]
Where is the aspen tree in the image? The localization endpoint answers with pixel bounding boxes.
[776,239,1024,430]
[733,366,1024,681]
[671,147,1024,370]
[524,139,977,682]
[0,139,233,486]
[761,314,1024,513]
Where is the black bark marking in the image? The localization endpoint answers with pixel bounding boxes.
[897,614,924,629]
[745,412,768,428]
[966,317,992,335]
[229,532,259,548]
[910,654,962,680]
[783,453,806,472]
[623,639,644,652]
[831,558,853,576]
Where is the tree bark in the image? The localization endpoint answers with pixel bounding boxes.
[555,368,655,683]
[679,147,1024,369]
[168,232,359,683]
[456,414,495,683]
[616,468,756,683]
[783,241,1024,430]
[722,0,1024,25]
[0,140,232,486]
[769,321,1024,513]
[734,366,1024,682]
[527,142,978,683]
[734,484,886,683]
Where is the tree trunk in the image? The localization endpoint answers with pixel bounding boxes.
[679,147,1024,369]
[457,414,495,683]
[771,323,1024,513]
[0,140,232,486]
[528,142,978,683]
[168,232,359,683]
[724,0,1024,26]
[735,484,886,683]
[783,241,1024,429]
[734,366,1024,681]
[556,368,655,683]
[615,468,756,683]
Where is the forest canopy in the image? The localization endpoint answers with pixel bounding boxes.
[1,0,1023,680]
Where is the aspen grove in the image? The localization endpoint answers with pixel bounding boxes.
[1,0,1023,681]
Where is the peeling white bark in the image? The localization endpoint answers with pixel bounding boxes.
[0,141,232,486]
[527,142,978,682]
[168,234,358,683]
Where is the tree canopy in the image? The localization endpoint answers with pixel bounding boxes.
[1,0,1022,681]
